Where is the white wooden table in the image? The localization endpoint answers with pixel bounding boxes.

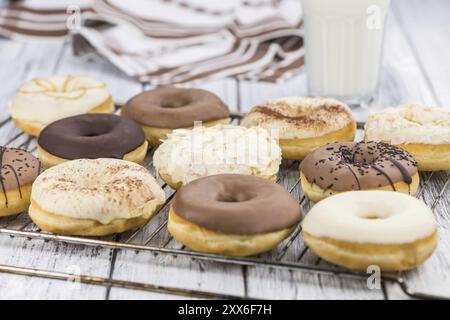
[0,0,449,300]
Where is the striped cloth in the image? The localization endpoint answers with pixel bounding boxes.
[0,0,304,84]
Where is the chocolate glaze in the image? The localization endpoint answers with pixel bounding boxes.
[300,142,417,191]
[172,174,303,235]
[121,87,230,129]
[38,114,145,160]
[0,147,42,207]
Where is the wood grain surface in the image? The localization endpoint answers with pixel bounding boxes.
[0,0,448,299]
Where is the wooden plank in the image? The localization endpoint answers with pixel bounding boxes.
[0,0,448,299]
[0,39,115,299]
[392,0,450,107]
[379,0,450,299]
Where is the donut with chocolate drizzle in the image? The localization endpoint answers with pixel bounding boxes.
[300,142,419,198]
[0,147,42,215]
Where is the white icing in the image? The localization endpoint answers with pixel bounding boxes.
[302,190,436,244]
[31,159,166,224]
[365,104,450,145]
[153,124,281,186]
[9,75,112,125]
[241,96,355,140]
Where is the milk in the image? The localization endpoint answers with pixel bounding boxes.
[302,0,391,105]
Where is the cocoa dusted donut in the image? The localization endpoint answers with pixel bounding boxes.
[121,87,230,145]
[37,114,147,168]
[241,96,356,160]
[300,141,420,202]
[168,174,303,256]
[0,147,42,217]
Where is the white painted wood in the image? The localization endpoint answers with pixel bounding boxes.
[0,0,449,300]
[392,0,450,107]
[0,39,114,299]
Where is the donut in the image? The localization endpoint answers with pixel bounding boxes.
[0,147,42,217]
[241,96,356,160]
[300,141,419,202]
[364,104,450,171]
[302,191,437,271]
[169,174,303,256]
[121,87,230,146]
[37,114,148,168]
[29,159,166,236]
[153,124,282,189]
[9,75,114,137]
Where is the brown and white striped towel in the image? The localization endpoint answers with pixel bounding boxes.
[0,0,304,84]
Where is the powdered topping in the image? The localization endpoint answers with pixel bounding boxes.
[153,124,281,186]
[241,96,355,139]
[31,158,165,224]
[365,104,450,145]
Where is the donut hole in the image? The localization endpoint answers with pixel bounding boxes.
[216,192,254,203]
[339,143,381,166]
[161,99,190,109]
[77,124,114,138]
[359,211,391,220]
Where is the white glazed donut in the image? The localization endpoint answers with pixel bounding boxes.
[9,75,114,136]
[29,158,166,236]
[302,190,437,271]
[153,124,282,189]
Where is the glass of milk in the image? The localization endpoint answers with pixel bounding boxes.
[302,0,391,106]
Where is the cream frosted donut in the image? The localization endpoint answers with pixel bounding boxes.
[9,75,114,136]
[241,96,356,160]
[29,158,166,236]
[364,104,450,171]
[302,191,438,271]
[153,124,281,189]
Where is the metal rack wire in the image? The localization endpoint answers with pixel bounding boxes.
[0,113,449,300]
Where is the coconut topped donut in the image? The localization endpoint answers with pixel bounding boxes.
[364,104,450,171]
[9,75,114,136]
[153,124,281,188]
[365,104,450,145]
[241,96,355,140]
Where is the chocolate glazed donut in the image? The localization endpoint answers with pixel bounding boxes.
[300,141,420,202]
[169,174,302,256]
[38,114,147,168]
[121,87,230,145]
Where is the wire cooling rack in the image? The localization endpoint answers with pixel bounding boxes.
[0,112,449,300]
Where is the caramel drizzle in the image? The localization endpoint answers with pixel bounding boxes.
[17,77,106,100]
